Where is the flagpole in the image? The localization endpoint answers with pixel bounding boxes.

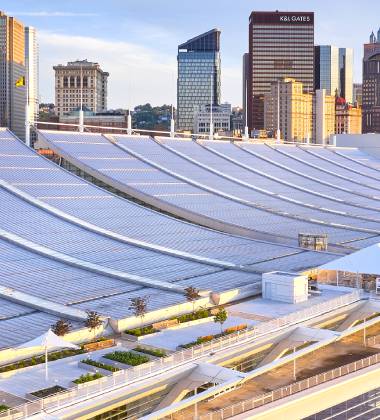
[209,73,214,141]
[45,344,48,381]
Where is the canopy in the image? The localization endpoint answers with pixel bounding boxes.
[18,329,79,381]
[18,328,79,350]
[318,243,380,275]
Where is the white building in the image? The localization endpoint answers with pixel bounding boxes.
[25,26,39,126]
[193,103,231,134]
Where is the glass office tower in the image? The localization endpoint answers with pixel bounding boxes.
[314,45,339,96]
[248,11,314,131]
[177,29,221,131]
[314,46,353,103]
[339,48,353,104]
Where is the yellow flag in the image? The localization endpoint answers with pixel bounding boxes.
[15,76,25,87]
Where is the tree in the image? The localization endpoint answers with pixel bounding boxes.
[85,311,103,339]
[129,296,149,327]
[214,308,228,334]
[51,319,72,336]
[184,286,201,314]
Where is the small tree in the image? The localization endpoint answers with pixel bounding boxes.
[51,319,72,336]
[214,308,228,334]
[85,311,103,340]
[129,296,149,328]
[184,286,200,314]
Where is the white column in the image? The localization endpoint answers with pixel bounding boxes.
[170,104,175,138]
[276,80,281,142]
[45,345,48,381]
[79,66,84,132]
[127,111,132,135]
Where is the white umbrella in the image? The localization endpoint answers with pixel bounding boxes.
[18,329,79,381]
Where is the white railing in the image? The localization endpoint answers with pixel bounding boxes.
[0,290,361,419]
[194,352,380,420]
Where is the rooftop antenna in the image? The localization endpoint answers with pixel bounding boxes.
[209,73,214,140]
[79,64,84,132]
[243,79,249,141]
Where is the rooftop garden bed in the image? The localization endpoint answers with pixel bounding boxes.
[133,346,167,358]
[124,326,158,337]
[30,385,66,399]
[104,351,149,366]
[73,372,103,384]
[179,324,248,349]
[0,348,85,373]
[0,405,9,412]
[176,308,210,324]
[81,358,120,372]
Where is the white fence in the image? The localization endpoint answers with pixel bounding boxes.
[194,352,380,420]
[0,290,361,419]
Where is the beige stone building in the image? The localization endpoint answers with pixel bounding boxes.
[335,97,362,134]
[264,78,336,144]
[54,59,109,117]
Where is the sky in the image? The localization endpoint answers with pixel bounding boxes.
[4,0,380,108]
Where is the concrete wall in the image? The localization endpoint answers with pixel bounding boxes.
[335,133,380,158]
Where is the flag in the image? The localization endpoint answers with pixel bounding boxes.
[15,76,25,87]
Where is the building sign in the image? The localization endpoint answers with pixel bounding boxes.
[250,11,314,25]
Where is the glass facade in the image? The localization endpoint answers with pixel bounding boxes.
[248,11,315,130]
[339,47,353,103]
[314,45,339,97]
[177,29,221,131]
[363,39,380,133]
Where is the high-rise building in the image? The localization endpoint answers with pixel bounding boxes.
[264,78,335,144]
[339,47,353,103]
[362,29,380,133]
[314,46,354,103]
[335,97,362,134]
[54,59,109,117]
[0,11,26,140]
[248,11,314,131]
[177,29,221,131]
[314,45,339,96]
[25,27,39,128]
[353,83,363,106]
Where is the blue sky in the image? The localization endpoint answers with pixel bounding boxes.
[5,0,380,108]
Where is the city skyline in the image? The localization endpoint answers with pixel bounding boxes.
[4,0,380,109]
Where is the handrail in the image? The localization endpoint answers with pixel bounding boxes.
[0,290,361,419]
[196,347,380,419]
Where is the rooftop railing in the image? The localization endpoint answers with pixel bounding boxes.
[0,290,361,419]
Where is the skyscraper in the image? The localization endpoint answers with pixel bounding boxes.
[25,27,39,128]
[54,60,109,117]
[0,11,26,140]
[177,29,221,131]
[314,45,339,96]
[248,11,314,131]
[362,30,380,133]
[339,47,353,103]
[242,53,249,127]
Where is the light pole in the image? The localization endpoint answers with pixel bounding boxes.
[209,74,214,141]
[79,65,84,133]
[276,79,281,143]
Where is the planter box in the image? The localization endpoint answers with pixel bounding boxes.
[77,361,113,376]
[83,339,115,352]
[166,316,214,331]
[152,319,179,330]
[98,356,131,370]
[26,386,75,406]
[71,376,108,390]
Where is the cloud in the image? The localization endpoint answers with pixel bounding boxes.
[38,31,177,108]
[6,11,99,17]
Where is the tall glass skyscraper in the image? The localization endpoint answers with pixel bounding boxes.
[177,29,221,131]
[314,45,353,103]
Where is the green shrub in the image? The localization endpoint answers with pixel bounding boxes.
[81,359,120,372]
[0,348,85,373]
[104,351,149,366]
[133,346,167,358]
[73,372,103,384]
[124,326,158,337]
[177,308,210,323]
[0,405,9,412]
